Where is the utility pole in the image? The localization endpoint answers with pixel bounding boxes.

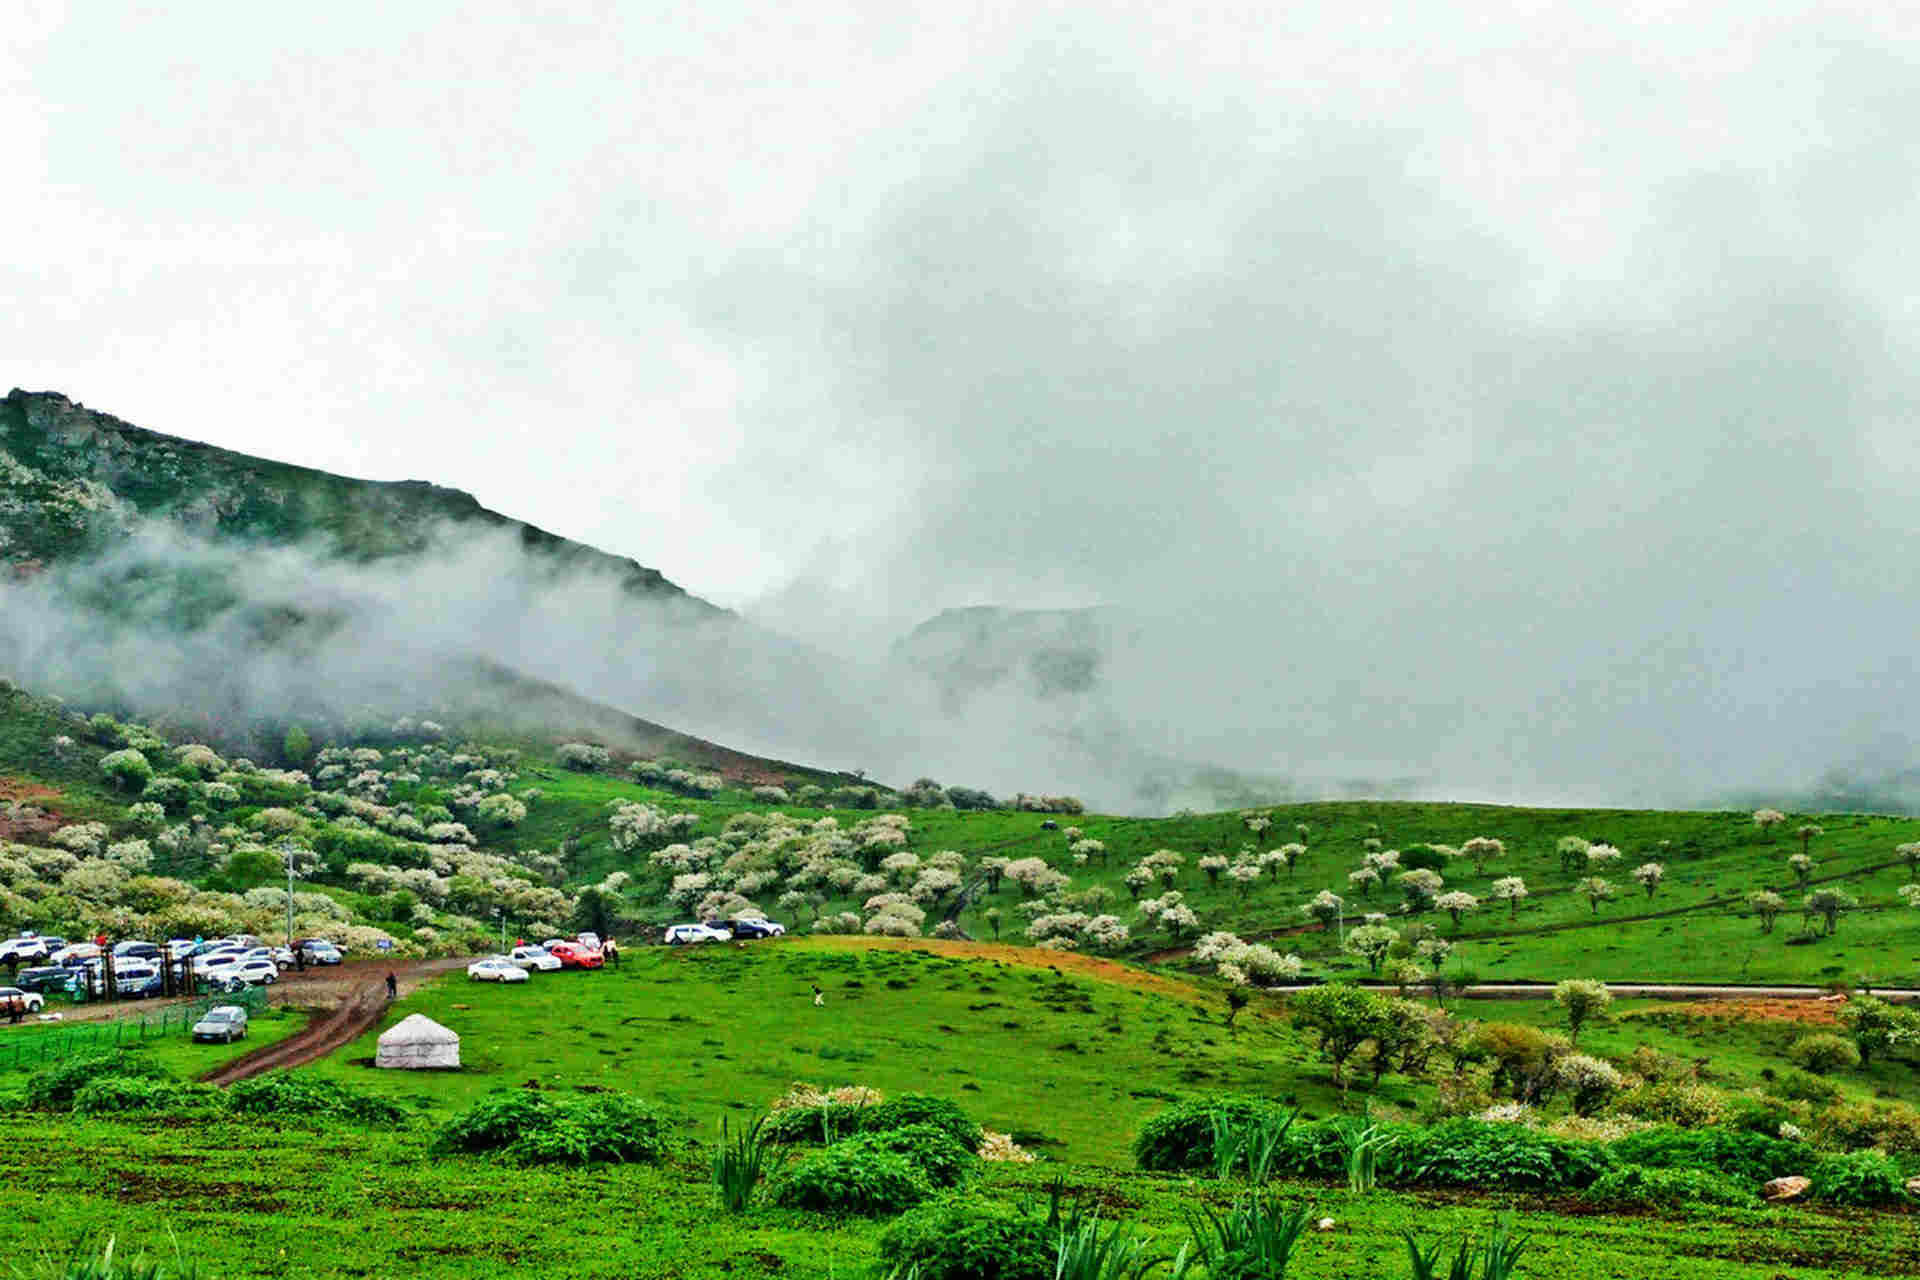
[280,841,297,951]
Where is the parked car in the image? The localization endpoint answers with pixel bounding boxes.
[191,1006,249,1043]
[269,946,295,969]
[165,939,197,961]
[508,945,562,972]
[576,932,602,950]
[111,965,163,998]
[229,958,279,986]
[296,939,342,965]
[112,941,162,962]
[663,923,731,945]
[0,935,50,964]
[546,941,603,969]
[467,957,530,983]
[49,943,101,966]
[0,986,45,1014]
[728,918,786,940]
[14,966,74,995]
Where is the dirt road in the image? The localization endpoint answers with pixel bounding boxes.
[198,957,467,1086]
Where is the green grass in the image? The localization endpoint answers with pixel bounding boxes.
[0,1002,309,1081]
[298,939,1360,1164]
[0,1110,1911,1279]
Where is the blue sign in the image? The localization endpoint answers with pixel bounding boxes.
[376,939,393,951]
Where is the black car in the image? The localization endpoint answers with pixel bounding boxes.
[14,966,74,994]
[727,918,786,940]
[113,942,162,963]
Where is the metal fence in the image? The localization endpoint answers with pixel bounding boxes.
[0,986,269,1071]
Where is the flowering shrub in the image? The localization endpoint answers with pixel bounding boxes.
[557,743,610,771]
[98,749,153,791]
[475,794,527,826]
[977,1131,1034,1163]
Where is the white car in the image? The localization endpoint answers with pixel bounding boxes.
[0,936,48,964]
[0,986,45,1014]
[200,956,276,987]
[50,943,101,966]
[664,923,731,945]
[192,1005,249,1043]
[576,932,602,950]
[508,945,562,972]
[269,947,295,969]
[467,957,530,983]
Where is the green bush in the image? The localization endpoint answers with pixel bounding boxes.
[436,1090,556,1153]
[768,1144,928,1216]
[1772,1068,1842,1105]
[837,1124,976,1188]
[1717,1093,1803,1138]
[226,1073,405,1125]
[860,1094,983,1150]
[1787,1033,1860,1075]
[1400,1119,1613,1191]
[875,1196,1053,1280]
[763,1102,876,1145]
[1613,1081,1723,1127]
[26,1054,173,1111]
[1810,1150,1913,1206]
[1584,1164,1759,1208]
[1132,1097,1290,1172]
[1811,1100,1920,1155]
[435,1089,671,1164]
[1607,1127,1802,1187]
[70,1076,215,1117]
[1270,1120,1355,1180]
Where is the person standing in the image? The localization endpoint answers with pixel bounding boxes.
[384,971,398,1000]
[605,938,620,968]
[811,983,824,1008]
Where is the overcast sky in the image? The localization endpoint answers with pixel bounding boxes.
[10,3,1920,802]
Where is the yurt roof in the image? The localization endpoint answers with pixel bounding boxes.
[377,1013,459,1045]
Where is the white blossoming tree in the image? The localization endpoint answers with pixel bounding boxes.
[1630,862,1664,898]
[1489,876,1528,919]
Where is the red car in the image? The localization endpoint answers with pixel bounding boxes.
[547,941,603,970]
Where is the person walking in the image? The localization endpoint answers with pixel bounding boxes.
[384,971,398,1000]
[604,938,620,968]
[810,983,824,1008]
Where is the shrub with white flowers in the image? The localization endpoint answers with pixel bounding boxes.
[1575,876,1616,914]
[51,822,109,855]
[1787,851,1816,887]
[1362,849,1400,875]
[98,749,154,791]
[557,743,611,771]
[1343,923,1398,972]
[104,839,154,873]
[1226,863,1262,897]
[910,869,962,904]
[1433,890,1479,927]
[608,801,669,852]
[1553,1054,1623,1115]
[751,785,790,804]
[1489,876,1529,918]
[1347,867,1380,898]
[1752,808,1786,837]
[476,794,527,827]
[1583,842,1623,868]
[1397,868,1444,912]
[1630,862,1664,897]
[1303,890,1343,928]
[1900,883,1920,909]
[1461,836,1505,874]
[123,802,167,834]
[1198,854,1229,887]
[1004,857,1069,898]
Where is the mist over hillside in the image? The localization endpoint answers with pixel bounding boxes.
[5,388,1919,817]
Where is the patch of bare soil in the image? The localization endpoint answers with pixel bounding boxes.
[1636,997,1843,1027]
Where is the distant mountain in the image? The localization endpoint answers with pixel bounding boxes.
[891,605,1121,711]
[1,389,715,609]
[0,390,873,783]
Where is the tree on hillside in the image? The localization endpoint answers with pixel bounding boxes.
[1901,883,1920,911]
[1343,924,1398,973]
[1289,982,1394,1090]
[1802,887,1857,936]
[1434,890,1479,929]
[1553,978,1612,1044]
[1462,836,1505,875]
[1556,836,1591,875]
[1898,843,1920,879]
[1303,889,1343,929]
[1796,824,1825,858]
[1489,876,1529,919]
[1747,889,1786,933]
[1347,867,1380,900]
[1575,876,1616,914]
[1788,852,1816,889]
[1631,862,1665,899]
[1836,995,1920,1067]
[1752,808,1787,840]
[282,724,312,766]
[1397,868,1444,913]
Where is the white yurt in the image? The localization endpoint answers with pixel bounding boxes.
[375,1013,460,1069]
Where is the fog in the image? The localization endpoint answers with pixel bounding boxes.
[10,5,1920,812]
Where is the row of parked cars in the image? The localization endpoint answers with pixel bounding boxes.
[466,934,608,984]
[0,931,343,999]
[663,918,786,944]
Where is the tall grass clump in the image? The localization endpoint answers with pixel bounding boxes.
[1184,1192,1311,1280]
[1403,1219,1527,1280]
[712,1113,771,1212]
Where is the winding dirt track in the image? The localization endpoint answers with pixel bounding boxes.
[198,957,467,1086]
